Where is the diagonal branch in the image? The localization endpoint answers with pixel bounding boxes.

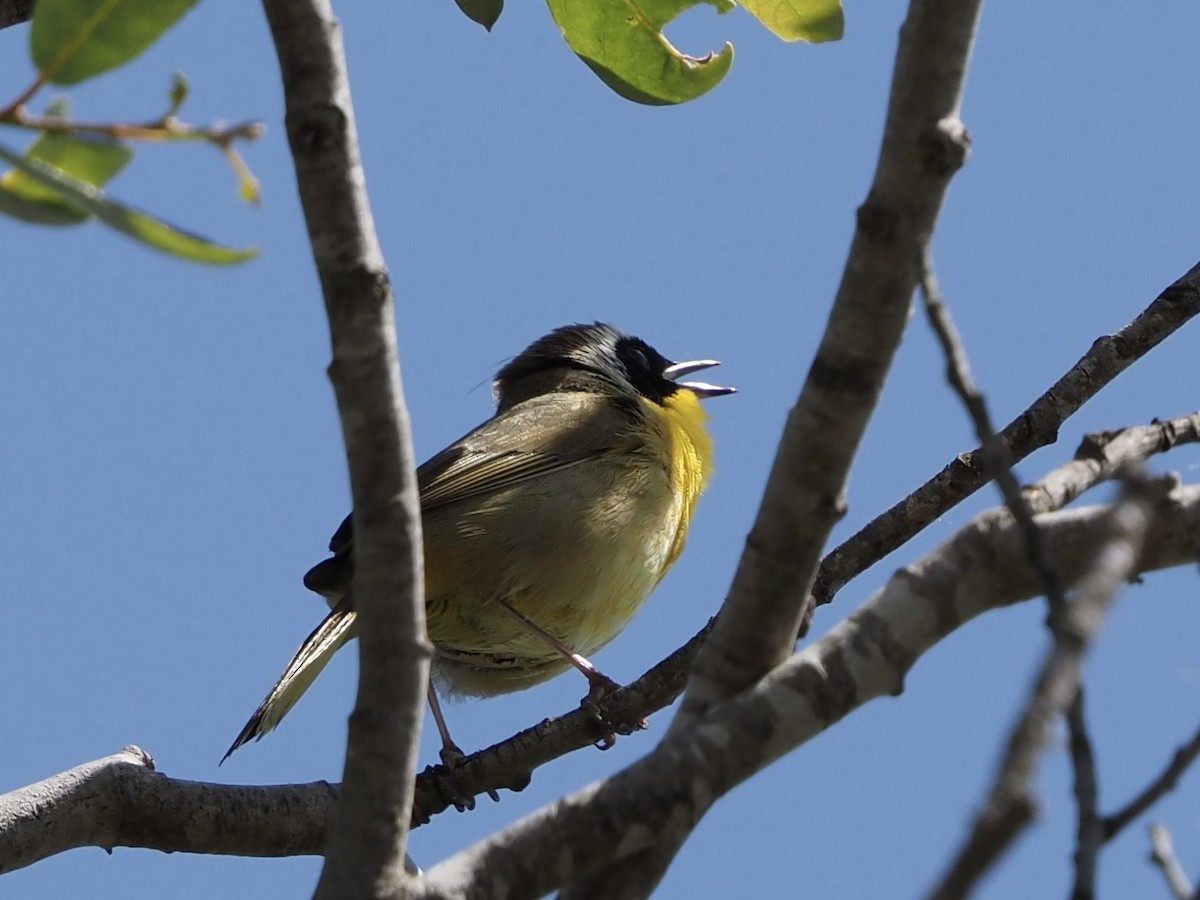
[918,254,1069,614]
[567,4,984,891]
[1149,823,1196,900]
[928,474,1159,900]
[1104,724,1200,840]
[810,260,1200,625]
[260,1,425,897]
[676,0,981,728]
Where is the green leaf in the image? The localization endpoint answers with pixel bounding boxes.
[454,0,503,30]
[167,71,190,116]
[740,0,843,42]
[0,143,258,264]
[0,186,90,225]
[0,132,131,224]
[5,132,132,199]
[547,0,734,106]
[31,0,199,86]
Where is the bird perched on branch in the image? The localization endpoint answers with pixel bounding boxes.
[223,322,733,763]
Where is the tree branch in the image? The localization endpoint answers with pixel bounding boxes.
[1148,823,1195,900]
[0,0,32,30]
[1104,723,1200,840]
[676,0,982,731]
[1069,691,1103,900]
[0,748,334,874]
[425,481,1198,899]
[810,261,1200,624]
[388,415,1200,826]
[5,484,1198,882]
[260,1,425,897]
[919,254,1070,615]
[928,474,1159,900]
[618,8,988,889]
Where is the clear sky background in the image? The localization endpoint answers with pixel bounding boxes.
[3,2,1199,898]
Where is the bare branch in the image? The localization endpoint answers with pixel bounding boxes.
[1104,723,1200,840]
[928,475,1158,900]
[919,254,1069,614]
[571,3,984,890]
[0,748,335,874]
[0,0,32,30]
[1149,823,1195,900]
[676,0,981,724]
[811,261,1200,622]
[260,0,425,897]
[426,483,1199,900]
[1068,692,1103,900]
[1070,696,1200,900]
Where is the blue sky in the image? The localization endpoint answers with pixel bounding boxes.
[3,2,1199,898]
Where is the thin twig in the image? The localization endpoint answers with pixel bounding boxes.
[920,255,1112,900]
[1068,692,1103,900]
[928,475,1157,900]
[918,254,1069,617]
[810,260,1200,625]
[1105,723,1200,839]
[1149,823,1195,900]
[1,109,265,145]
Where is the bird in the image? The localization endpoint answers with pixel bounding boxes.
[222,322,734,764]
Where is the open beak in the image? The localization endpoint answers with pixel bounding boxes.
[663,359,736,399]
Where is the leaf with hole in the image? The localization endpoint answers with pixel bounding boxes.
[740,0,843,42]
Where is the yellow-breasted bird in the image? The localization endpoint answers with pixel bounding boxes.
[222,322,733,763]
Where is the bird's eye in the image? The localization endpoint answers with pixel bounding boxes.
[626,345,649,371]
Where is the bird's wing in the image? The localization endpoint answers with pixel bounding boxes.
[416,391,642,510]
[312,392,644,562]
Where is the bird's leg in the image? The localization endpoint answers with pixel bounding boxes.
[427,682,465,767]
[425,682,500,810]
[491,597,643,748]
[491,596,619,696]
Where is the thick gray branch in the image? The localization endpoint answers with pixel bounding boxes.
[0,748,334,874]
[676,0,983,732]
[260,1,425,897]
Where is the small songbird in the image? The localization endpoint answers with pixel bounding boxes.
[223,322,734,763]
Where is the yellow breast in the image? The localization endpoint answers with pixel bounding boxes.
[654,389,715,572]
[425,392,716,697]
